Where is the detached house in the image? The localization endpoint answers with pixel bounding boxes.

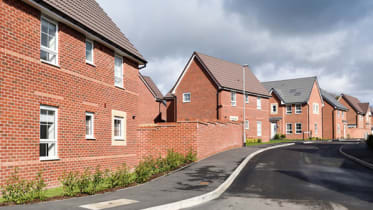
[338,94,371,138]
[165,52,271,141]
[262,77,324,139]
[321,90,348,139]
[0,0,147,186]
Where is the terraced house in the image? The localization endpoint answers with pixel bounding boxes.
[165,52,271,141]
[0,0,152,186]
[262,77,324,140]
[321,90,348,140]
[338,94,371,138]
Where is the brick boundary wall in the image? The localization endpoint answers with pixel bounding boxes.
[347,128,370,139]
[138,121,243,160]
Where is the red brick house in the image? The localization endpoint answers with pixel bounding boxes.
[0,0,147,186]
[338,94,371,139]
[321,90,348,139]
[165,52,271,141]
[138,74,166,124]
[262,77,324,140]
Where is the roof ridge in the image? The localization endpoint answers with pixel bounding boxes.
[262,76,317,84]
[195,51,243,67]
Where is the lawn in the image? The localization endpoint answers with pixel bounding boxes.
[245,139,304,146]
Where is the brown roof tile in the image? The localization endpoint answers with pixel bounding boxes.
[40,0,145,62]
[358,103,370,114]
[194,52,270,97]
[342,94,364,113]
[140,74,163,100]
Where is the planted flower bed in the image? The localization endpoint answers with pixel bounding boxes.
[0,149,196,206]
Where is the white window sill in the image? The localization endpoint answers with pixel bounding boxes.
[86,137,96,140]
[114,138,125,141]
[40,157,60,161]
[183,101,191,103]
[115,85,126,90]
[86,61,96,67]
[41,60,60,68]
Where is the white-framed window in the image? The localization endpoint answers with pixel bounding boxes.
[183,92,191,103]
[114,116,124,140]
[40,105,58,160]
[286,105,292,114]
[257,121,262,136]
[85,39,94,64]
[295,104,302,114]
[337,124,341,135]
[313,103,319,114]
[245,120,249,130]
[85,112,94,139]
[231,92,236,106]
[286,123,293,134]
[229,116,238,121]
[295,123,302,134]
[114,55,123,88]
[271,103,278,114]
[257,97,261,110]
[40,16,58,65]
[315,123,318,135]
[245,94,249,103]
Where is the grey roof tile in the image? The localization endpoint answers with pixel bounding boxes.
[321,89,348,111]
[262,77,317,104]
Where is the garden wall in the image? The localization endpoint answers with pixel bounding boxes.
[347,128,370,139]
[138,121,243,160]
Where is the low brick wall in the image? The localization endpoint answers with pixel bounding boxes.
[347,128,370,139]
[138,121,243,160]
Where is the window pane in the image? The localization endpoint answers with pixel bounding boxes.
[40,123,48,139]
[86,115,92,136]
[41,33,48,47]
[40,143,48,157]
[49,35,56,51]
[114,119,121,137]
[41,20,48,33]
[86,41,93,62]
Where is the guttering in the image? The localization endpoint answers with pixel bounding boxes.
[220,87,271,98]
[23,0,147,67]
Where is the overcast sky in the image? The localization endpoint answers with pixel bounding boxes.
[97,0,373,104]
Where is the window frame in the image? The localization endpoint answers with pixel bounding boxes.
[245,120,249,130]
[286,123,293,134]
[85,112,95,139]
[114,55,124,88]
[257,121,262,136]
[295,104,302,114]
[257,97,262,110]
[40,16,59,66]
[40,105,58,161]
[313,103,320,114]
[295,123,302,134]
[271,103,278,114]
[113,116,124,140]
[85,39,94,65]
[315,123,318,135]
[183,92,191,103]
[231,92,236,106]
[286,105,292,114]
[245,94,249,104]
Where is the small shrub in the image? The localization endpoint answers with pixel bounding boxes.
[366,135,373,149]
[135,160,154,183]
[76,168,92,194]
[1,169,46,204]
[60,171,78,196]
[92,166,104,193]
[245,138,261,146]
[273,134,280,140]
[166,149,185,170]
[280,134,286,139]
[185,150,197,163]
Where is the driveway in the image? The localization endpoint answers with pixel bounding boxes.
[187,143,373,210]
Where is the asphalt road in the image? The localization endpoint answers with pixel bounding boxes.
[187,143,373,210]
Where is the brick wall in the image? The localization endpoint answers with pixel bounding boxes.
[138,121,242,160]
[339,97,358,126]
[0,0,141,186]
[307,81,323,138]
[347,128,370,139]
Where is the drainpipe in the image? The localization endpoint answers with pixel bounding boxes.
[242,64,248,144]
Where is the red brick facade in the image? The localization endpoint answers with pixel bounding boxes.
[0,0,142,186]
[268,81,323,139]
[322,102,347,139]
[168,56,270,141]
[138,121,242,160]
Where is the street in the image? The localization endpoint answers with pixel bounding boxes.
[187,143,373,210]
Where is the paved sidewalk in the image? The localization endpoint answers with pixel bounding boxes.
[1,143,288,210]
[342,143,373,165]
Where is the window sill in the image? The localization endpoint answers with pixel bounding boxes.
[86,61,96,67]
[115,85,126,90]
[86,137,96,140]
[40,157,60,161]
[114,138,125,141]
[41,60,60,68]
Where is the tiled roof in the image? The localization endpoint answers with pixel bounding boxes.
[321,89,348,111]
[140,74,163,100]
[262,77,318,104]
[39,0,145,63]
[358,103,370,115]
[194,52,270,97]
[341,94,364,114]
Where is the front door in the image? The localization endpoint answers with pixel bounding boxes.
[344,125,347,139]
[271,123,277,139]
